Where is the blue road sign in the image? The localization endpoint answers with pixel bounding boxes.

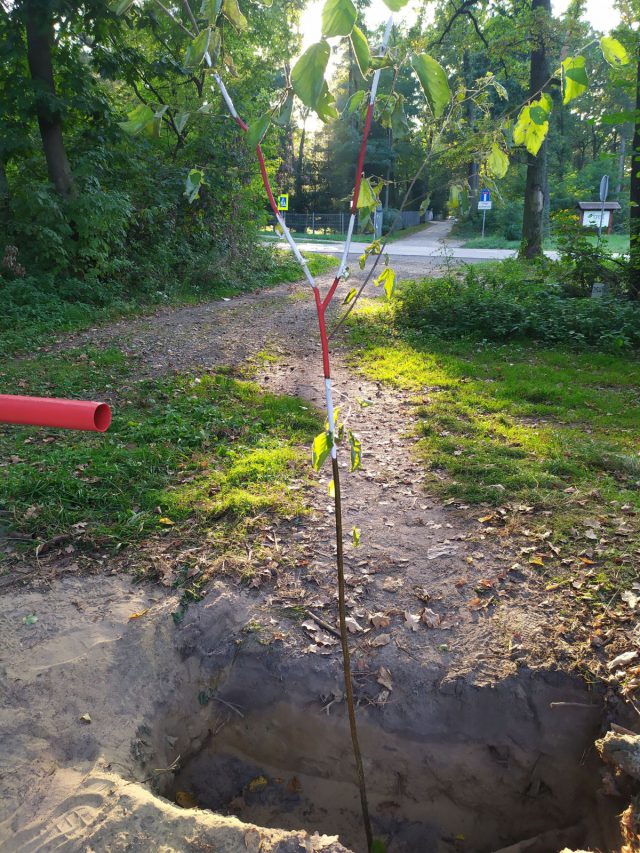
[480,189,491,203]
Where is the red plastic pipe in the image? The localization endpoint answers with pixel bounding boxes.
[0,395,112,432]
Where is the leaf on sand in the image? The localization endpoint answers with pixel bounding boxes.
[244,828,262,852]
[529,556,544,567]
[370,633,391,647]
[404,611,420,631]
[128,608,149,620]
[370,612,390,628]
[377,666,393,690]
[176,790,198,808]
[247,775,268,792]
[345,616,363,633]
[421,608,441,628]
[79,713,92,724]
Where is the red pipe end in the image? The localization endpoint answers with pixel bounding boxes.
[94,404,112,432]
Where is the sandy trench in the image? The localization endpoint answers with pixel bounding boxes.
[0,259,618,852]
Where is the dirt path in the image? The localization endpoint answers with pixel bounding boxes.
[0,266,619,852]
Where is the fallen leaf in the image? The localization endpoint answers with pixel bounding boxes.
[22,613,38,626]
[175,790,198,808]
[608,651,638,670]
[158,517,175,526]
[382,577,402,592]
[79,713,92,724]
[468,597,484,610]
[370,633,391,647]
[377,666,393,691]
[478,514,495,523]
[128,608,149,621]
[421,608,441,628]
[345,616,363,634]
[370,612,391,629]
[246,775,268,792]
[621,590,640,610]
[529,556,544,567]
[404,611,420,632]
[454,579,467,589]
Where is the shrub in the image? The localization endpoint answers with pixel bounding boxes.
[397,261,640,351]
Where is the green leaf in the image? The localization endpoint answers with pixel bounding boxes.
[562,56,588,105]
[350,25,370,76]
[448,184,462,209]
[312,430,333,471]
[222,0,247,31]
[381,0,409,10]
[358,238,381,269]
[513,105,548,156]
[328,479,335,497]
[321,0,356,37]
[184,28,211,70]
[348,430,362,472]
[486,143,508,179]
[185,168,205,203]
[174,112,189,135]
[292,41,330,112]
[600,36,629,67]
[147,104,169,138]
[374,266,396,300]
[272,92,294,126]
[371,841,387,853]
[356,177,379,212]
[246,114,270,148]
[390,96,409,139]
[369,55,393,71]
[119,104,154,134]
[316,81,339,122]
[200,0,223,24]
[529,105,548,125]
[411,54,451,119]
[343,287,358,304]
[352,526,361,547]
[347,90,366,114]
[111,0,135,15]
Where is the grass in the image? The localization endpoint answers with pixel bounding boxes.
[461,233,630,253]
[347,294,640,601]
[0,250,337,356]
[0,347,321,554]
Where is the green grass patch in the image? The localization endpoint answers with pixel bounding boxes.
[347,294,640,599]
[0,250,337,357]
[461,233,630,253]
[0,350,320,551]
[260,223,431,245]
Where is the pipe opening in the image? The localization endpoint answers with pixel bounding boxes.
[93,403,112,432]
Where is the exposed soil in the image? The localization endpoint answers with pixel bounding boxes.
[0,259,634,851]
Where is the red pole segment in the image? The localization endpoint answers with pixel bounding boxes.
[0,395,112,432]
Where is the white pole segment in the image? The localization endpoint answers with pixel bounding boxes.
[325,378,337,459]
[369,16,394,104]
[337,214,356,278]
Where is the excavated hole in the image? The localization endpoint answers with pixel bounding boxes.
[143,641,617,853]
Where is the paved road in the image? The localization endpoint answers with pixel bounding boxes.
[271,219,560,261]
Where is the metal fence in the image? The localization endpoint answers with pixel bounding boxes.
[266,210,423,235]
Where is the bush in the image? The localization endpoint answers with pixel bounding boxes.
[397,261,640,351]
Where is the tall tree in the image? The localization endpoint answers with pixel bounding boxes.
[520,0,551,258]
[630,39,639,299]
[23,1,75,197]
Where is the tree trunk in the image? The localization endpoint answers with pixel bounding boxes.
[520,0,551,259]
[616,133,626,195]
[463,51,479,207]
[0,155,9,221]
[24,4,74,198]
[629,44,640,300]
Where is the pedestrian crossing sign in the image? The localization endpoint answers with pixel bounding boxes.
[277,193,289,211]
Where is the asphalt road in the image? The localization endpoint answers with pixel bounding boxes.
[271,219,560,262]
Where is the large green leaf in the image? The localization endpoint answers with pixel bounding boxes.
[119,104,154,134]
[513,105,548,155]
[184,28,211,70]
[374,266,396,300]
[347,90,366,114]
[174,112,189,135]
[356,177,379,213]
[272,92,294,127]
[315,81,339,122]
[411,54,451,119]
[600,36,629,67]
[200,0,223,24]
[246,114,270,148]
[486,143,508,179]
[350,25,370,76]
[562,56,588,105]
[321,0,356,37]
[185,169,205,203]
[381,0,409,9]
[292,41,330,111]
[348,430,362,472]
[312,431,333,471]
[222,0,247,31]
